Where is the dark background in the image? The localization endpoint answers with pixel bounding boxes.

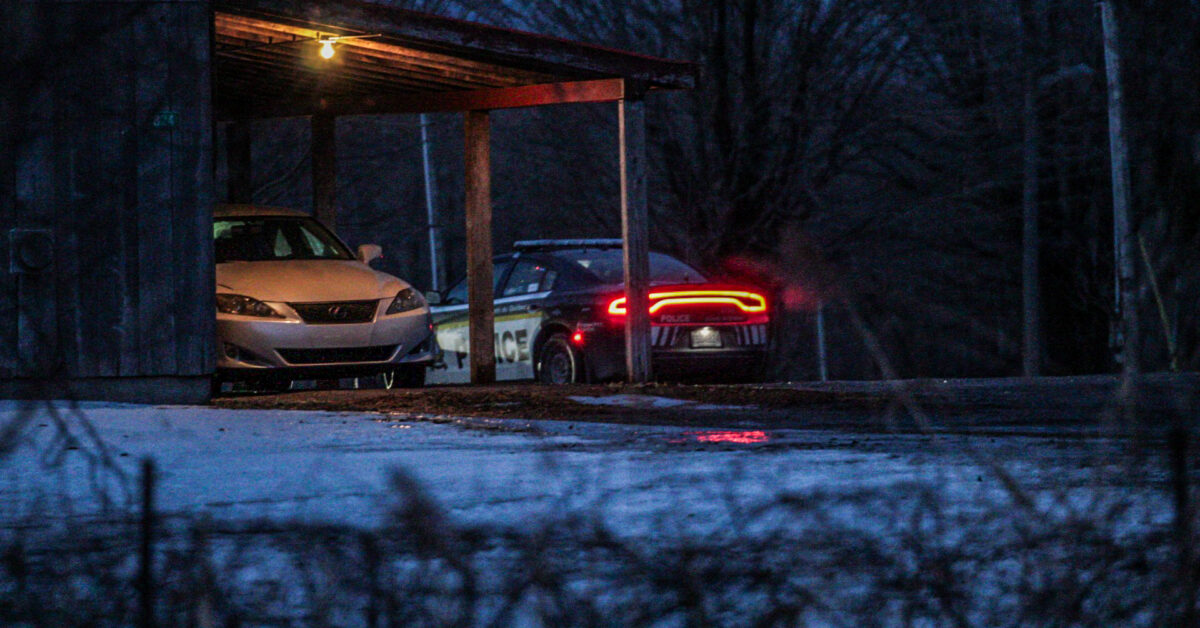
[215,0,1200,381]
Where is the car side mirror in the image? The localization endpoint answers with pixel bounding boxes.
[424,290,443,306]
[357,244,383,265]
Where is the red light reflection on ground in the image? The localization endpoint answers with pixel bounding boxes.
[691,430,770,444]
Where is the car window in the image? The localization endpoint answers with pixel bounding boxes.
[273,230,292,257]
[501,260,554,297]
[540,270,558,292]
[300,227,336,257]
[214,217,352,262]
[443,260,513,305]
[444,277,468,305]
[553,249,706,285]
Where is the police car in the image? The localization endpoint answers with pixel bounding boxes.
[427,240,769,384]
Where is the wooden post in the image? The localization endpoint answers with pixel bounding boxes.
[1020,1,1041,378]
[225,122,252,204]
[311,114,340,393]
[138,458,157,628]
[816,301,829,382]
[1100,1,1137,375]
[420,113,444,291]
[465,110,495,384]
[312,113,338,231]
[620,96,652,383]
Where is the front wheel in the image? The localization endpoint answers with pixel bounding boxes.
[536,333,584,385]
[381,364,426,389]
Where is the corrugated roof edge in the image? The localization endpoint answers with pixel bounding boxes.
[214,0,698,91]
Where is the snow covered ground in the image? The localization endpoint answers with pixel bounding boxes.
[0,399,1167,534]
[0,398,1187,625]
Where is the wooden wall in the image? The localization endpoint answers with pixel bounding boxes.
[0,1,214,399]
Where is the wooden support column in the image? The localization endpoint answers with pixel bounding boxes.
[225,121,252,204]
[620,96,652,383]
[465,110,495,384]
[1100,1,1138,374]
[311,113,338,231]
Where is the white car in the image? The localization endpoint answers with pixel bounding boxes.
[212,205,435,392]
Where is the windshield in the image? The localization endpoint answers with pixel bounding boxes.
[214,217,353,263]
[554,249,707,285]
[443,260,513,305]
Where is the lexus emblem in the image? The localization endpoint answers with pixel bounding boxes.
[328,305,348,320]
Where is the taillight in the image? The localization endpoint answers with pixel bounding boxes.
[607,290,768,316]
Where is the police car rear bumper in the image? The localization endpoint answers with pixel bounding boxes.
[583,324,768,382]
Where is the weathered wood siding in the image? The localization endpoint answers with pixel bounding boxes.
[0,1,214,382]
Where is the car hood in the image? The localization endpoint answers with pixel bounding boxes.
[216,260,407,303]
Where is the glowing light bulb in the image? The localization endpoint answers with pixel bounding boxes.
[319,40,335,59]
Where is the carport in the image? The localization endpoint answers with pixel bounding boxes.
[213,1,696,385]
[0,1,694,402]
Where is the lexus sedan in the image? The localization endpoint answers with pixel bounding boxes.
[213,205,436,392]
[427,239,769,384]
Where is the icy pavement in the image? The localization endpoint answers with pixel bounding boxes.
[0,400,1171,536]
[568,393,747,411]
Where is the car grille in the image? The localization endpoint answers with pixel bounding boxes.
[277,345,399,365]
[289,300,378,324]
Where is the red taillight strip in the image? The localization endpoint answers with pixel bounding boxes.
[608,290,768,316]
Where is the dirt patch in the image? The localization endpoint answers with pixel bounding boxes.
[214,374,1199,433]
[215,383,825,426]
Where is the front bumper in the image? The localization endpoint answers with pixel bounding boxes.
[216,304,436,381]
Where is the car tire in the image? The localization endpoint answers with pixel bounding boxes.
[537,333,583,385]
[381,364,425,389]
[210,376,224,399]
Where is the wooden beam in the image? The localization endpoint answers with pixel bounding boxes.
[620,97,652,383]
[465,110,495,385]
[219,78,626,121]
[225,122,253,203]
[311,113,337,230]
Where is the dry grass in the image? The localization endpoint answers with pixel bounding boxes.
[0,463,1195,626]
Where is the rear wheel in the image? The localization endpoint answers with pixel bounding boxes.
[381,364,425,389]
[537,333,583,384]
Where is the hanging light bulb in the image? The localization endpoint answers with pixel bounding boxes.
[315,33,381,62]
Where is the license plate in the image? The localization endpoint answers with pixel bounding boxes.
[690,327,722,348]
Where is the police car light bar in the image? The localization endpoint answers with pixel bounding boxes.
[513,239,624,252]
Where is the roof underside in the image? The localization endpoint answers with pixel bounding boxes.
[214,0,697,120]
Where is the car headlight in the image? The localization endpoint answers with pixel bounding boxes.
[216,294,284,318]
[386,287,425,315]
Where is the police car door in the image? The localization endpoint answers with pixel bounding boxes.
[493,258,556,380]
[427,259,512,384]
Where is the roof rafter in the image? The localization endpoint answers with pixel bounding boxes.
[212,1,695,121]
